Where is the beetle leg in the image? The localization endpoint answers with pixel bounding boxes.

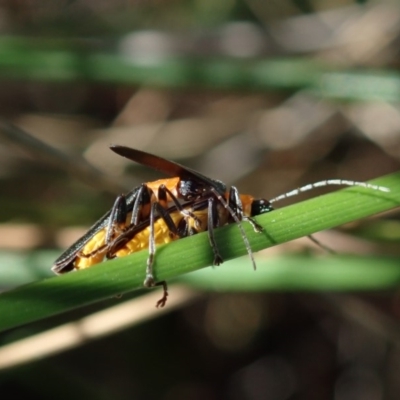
[144,202,157,288]
[144,201,184,308]
[155,281,169,308]
[307,234,336,254]
[155,202,180,237]
[159,184,202,226]
[130,184,152,226]
[229,186,262,232]
[243,216,263,233]
[211,187,257,270]
[105,195,128,245]
[207,197,224,266]
[228,186,243,216]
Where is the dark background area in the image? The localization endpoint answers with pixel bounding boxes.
[0,1,400,399]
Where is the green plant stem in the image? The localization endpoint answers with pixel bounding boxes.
[1,37,400,101]
[0,172,399,332]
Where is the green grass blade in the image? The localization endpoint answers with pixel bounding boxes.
[183,254,400,291]
[2,37,400,102]
[0,172,399,332]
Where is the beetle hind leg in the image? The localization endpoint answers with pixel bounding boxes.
[144,200,181,307]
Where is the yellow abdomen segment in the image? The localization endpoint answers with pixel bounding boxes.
[74,209,208,270]
[74,229,108,270]
[115,211,183,257]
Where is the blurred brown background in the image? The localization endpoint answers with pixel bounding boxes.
[0,1,400,399]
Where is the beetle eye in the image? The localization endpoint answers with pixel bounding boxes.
[251,199,273,216]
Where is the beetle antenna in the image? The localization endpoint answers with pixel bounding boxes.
[269,180,389,204]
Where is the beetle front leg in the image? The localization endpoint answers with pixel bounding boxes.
[229,186,262,233]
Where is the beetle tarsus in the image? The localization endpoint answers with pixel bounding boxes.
[144,271,169,307]
[213,254,224,266]
[155,281,168,308]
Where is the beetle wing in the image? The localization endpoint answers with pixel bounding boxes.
[52,212,109,273]
[110,145,225,193]
[52,184,142,273]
